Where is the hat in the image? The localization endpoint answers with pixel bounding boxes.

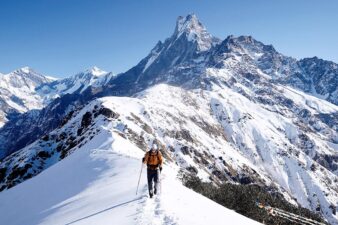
[152,143,158,150]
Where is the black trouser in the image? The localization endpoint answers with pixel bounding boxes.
[147,168,159,195]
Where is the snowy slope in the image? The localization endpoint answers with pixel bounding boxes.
[0,115,261,225]
[1,83,337,224]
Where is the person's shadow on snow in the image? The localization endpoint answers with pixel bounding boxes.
[64,195,145,225]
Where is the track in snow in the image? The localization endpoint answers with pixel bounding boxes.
[136,178,178,225]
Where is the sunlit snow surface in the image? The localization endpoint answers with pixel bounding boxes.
[0,123,261,225]
[0,83,337,224]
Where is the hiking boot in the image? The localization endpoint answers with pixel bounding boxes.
[154,189,157,195]
[149,193,153,198]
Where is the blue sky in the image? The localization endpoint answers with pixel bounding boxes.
[0,0,337,77]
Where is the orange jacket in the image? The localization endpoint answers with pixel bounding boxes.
[143,150,163,168]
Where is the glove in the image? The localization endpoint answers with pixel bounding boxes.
[159,167,162,172]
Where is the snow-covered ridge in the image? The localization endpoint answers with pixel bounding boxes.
[0,113,262,224]
[1,83,337,223]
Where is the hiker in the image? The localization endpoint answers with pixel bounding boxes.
[142,143,163,198]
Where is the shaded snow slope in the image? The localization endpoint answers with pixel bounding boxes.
[0,122,261,225]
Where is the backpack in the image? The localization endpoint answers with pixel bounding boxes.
[146,150,161,168]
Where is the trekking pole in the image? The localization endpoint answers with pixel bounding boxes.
[136,162,144,195]
[160,169,162,195]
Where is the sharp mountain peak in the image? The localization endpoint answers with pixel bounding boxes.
[84,66,107,76]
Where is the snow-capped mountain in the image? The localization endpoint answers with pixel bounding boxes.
[0,13,219,159]
[102,13,220,96]
[36,66,114,103]
[209,35,338,105]
[0,13,337,224]
[0,66,113,129]
[0,67,115,158]
[0,67,54,127]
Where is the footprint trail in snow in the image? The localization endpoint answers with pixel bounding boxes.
[136,180,178,225]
